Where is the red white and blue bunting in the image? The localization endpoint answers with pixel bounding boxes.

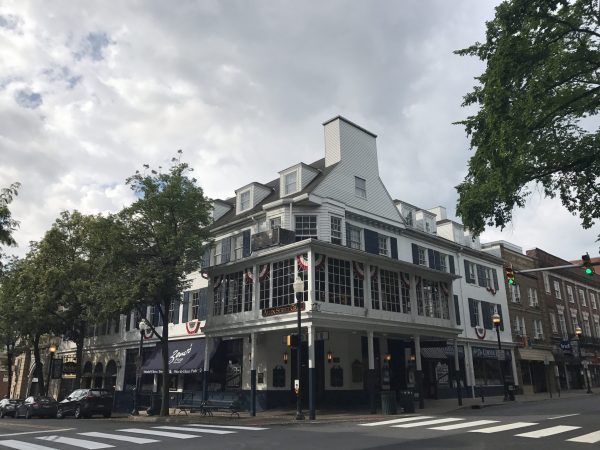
[440,282,449,297]
[297,254,309,271]
[185,319,201,335]
[486,286,497,295]
[401,273,410,288]
[244,269,253,283]
[315,254,325,269]
[353,262,365,280]
[475,326,486,340]
[259,264,270,282]
[213,275,224,291]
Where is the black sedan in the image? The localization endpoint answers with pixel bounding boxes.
[15,396,58,419]
[0,399,22,418]
[57,389,112,419]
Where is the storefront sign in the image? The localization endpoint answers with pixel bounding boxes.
[262,302,305,317]
[435,362,449,385]
[472,347,511,360]
[560,340,572,351]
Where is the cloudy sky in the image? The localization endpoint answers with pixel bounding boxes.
[1,0,598,261]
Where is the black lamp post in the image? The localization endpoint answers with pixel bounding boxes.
[46,344,56,396]
[293,276,305,421]
[575,326,592,394]
[131,319,149,416]
[492,312,509,401]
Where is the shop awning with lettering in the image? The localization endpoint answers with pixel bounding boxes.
[517,348,555,363]
[142,338,206,374]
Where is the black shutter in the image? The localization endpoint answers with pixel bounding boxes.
[152,306,160,327]
[482,302,493,330]
[182,292,189,323]
[454,295,461,325]
[172,299,180,324]
[434,251,441,271]
[199,288,208,320]
[242,230,251,257]
[428,249,435,269]
[346,222,352,247]
[390,237,398,259]
[412,243,419,264]
[201,248,210,268]
[468,298,477,327]
[497,304,504,331]
[464,260,474,284]
[125,312,131,331]
[222,237,231,263]
[492,269,499,290]
[477,264,486,287]
[364,229,379,255]
[449,255,455,274]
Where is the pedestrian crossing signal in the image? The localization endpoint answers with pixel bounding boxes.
[505,266,515,285]
[286,335,299,347]
[582,253,595,275]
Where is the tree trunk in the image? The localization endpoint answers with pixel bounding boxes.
[32,334,44,396]
[5,343,12,398]
[74,322,85,389]
[160,302,170,416]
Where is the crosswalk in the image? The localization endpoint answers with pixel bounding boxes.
[359,415,600,444]
[0,424,268,450]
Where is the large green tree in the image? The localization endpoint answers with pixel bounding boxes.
[110,154,212,416]
[0,183,20,248]
[455,0,600,237]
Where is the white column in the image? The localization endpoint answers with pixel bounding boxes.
[414,335,422,371]
[203,337,211,373]
[308,250,315,304]
[364,263,372,312]
[251,333,256,372]
[465,343,475,397]
[510,348,518,387]
[253,264,260,319]
[410,274,418,321]
[368,330,375,370]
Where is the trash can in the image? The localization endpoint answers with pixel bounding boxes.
[380,391,397,415]
[507,384,516,401]
[397,390,415,413]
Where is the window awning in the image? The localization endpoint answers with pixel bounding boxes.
[142,338,206,374]
[517,348,555,363]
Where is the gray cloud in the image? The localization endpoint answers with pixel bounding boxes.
[0,14,22,31]
[75,32,110,61]
[14,89,42,109]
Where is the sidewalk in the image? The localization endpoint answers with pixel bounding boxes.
[118,389,597,426]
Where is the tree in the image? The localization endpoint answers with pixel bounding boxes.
[110,154,212,416]
[0,182,20,248]
[455,0,600,237]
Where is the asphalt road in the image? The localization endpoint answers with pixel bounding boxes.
[0,395,599,449]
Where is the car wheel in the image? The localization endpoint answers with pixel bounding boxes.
[56,408,64,419]
[74,406,83,419]
[25,408,31,419]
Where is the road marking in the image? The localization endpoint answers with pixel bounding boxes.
[187,424,268,431]
[548,413,580,420]
[430,420,500,430]
[567,430,600,443]
[469,422,538,433]
[0,440,58,450]
[0,430,75,438]
[79,433,159,444]
[154,426,234,435]
[516,425,580,439]
[115,429,196,439]
[360,416,434,426]
[393,418,464,428]
[37,436,113,449]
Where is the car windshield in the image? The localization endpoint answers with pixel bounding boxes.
[8,400,19,404]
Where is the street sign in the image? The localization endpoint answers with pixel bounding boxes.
[560,340,572,351]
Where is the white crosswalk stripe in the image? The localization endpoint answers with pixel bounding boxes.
[515,425,581,439]
[115,429,196,439]
[469,422,538,433]
[360,416,434,426]
[187,424,269,431]
[567,430,600,444]
[78,433,159,444]
[0,441,58,450]
[430,420,500,431]
[37,436,113,449]
[393,418,464,428]
[154,426,234,435]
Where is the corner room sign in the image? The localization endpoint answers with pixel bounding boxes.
[262,302,305,317]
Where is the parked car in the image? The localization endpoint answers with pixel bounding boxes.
[15,396,57,419]
[57,389,113,419]
[0,399,22,418]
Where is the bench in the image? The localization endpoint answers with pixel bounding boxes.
[174,403,200,415]
[200,399,242,418]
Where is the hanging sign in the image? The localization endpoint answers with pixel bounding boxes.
[262,302,305,317]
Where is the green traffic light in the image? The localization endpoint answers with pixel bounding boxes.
[586,267,593,275]
[508,279,514,284]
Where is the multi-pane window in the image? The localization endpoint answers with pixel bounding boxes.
[579,289,587,307]
[353,264,364,308]
[239,190,250,211]
[528,287,538,307]
[270,217,281,229]
[284,171,297,195]
[549,313,558,333]
[439,254,447,272]
[191,291,200,320]
[295,215,317,241]
[378,235,389,257]
[594,315,600,337]
[417,278,447,319]
[380,269,401,313]
[233,234,244,260]
[331,216,342,245]
[583,318,592,336]
[168,301,177,324]
[554,280,562,299]
[534,320,544,339]
[466,262,476,283]
[347,225,362,250]
[315,257,326,302]
[417,247,427,266]
[591,292,598,310]
[543,272,551,293]
[225,271,243,314]
[259,265,270,310]
[272,258,294,306]
[558,310,568,337]
[567,285,574,303]
[327,257,351,305]
[510,284,520,303]
[213,242,222,266]
[355,176,366,198]
[371,268,380,310]
[213,277,225,316]
[468,298,481,327]
[571,311,579,334]
[401,273,411,314]
[244,269,253,312]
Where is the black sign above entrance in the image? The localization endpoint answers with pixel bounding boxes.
[262,302,305,317]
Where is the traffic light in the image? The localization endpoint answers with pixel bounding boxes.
[505,266,515,285]
[582,253,595,275]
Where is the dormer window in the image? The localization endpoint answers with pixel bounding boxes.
[284,171,298,195]
[239,190,251,212]
[355,176,366,198]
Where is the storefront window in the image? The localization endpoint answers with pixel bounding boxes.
[244,269,253,312]
[272,258,295,306]
[259,264,270,310]
[315,255,326,301]
[225,271,243,314]
[327,257,351,305]
[353,262,364,308]
[380,269,401,313]
[370,268,380,310]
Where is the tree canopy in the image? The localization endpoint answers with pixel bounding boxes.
[455,0,600,237]
[0,182,20,249]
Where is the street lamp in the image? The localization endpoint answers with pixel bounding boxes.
[131,319,149,416]
[46,344,57,396]
[292,276,305,421]
[492,312,509,401]
[575,326,592,394]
